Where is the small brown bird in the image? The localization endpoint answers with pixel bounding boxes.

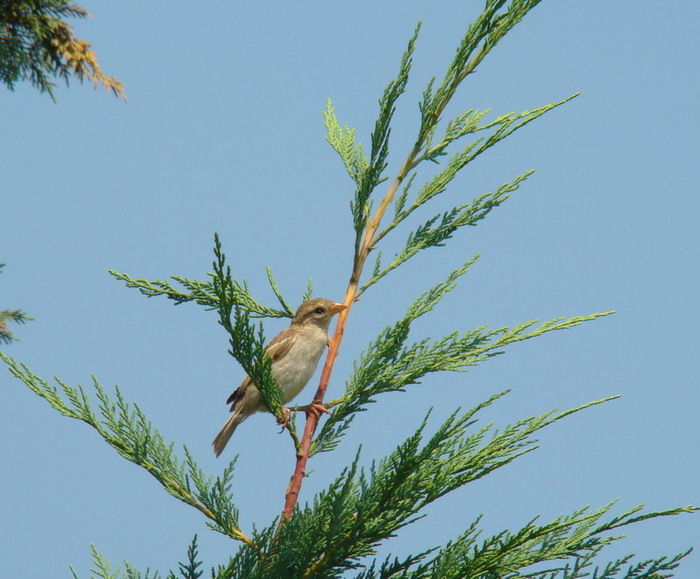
[212,298,347,456]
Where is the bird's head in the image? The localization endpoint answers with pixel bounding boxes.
[293,298,348,330]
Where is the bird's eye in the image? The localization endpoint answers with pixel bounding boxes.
[314,307,326,314]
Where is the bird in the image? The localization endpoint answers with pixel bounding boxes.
[212,298,348,456]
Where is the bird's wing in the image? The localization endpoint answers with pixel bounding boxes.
[264,327,298,361]
[225,327,298,408]
[226,376,251,407]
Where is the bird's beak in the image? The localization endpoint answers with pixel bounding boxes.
[330,302,349,314]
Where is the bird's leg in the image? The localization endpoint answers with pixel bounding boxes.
[276,407,292,433]
[276,403,330,434]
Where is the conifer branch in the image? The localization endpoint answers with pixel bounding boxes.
[0,264,33,344]
[0,1,125,99]
[108,269,291,319]
[267,394,694,577]
[0,351,259,553]
[211,235,287,425]
[265,266,295,317]
[314,295,613,454]
[0,307,32,344]
[361,171,533,295]
[282,0,590,523]
[415,503,696,577]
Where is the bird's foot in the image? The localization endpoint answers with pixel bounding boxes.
[277,403,331,432]
[276,407,292,433]
[296,402,332,418]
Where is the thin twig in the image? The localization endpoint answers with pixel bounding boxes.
[279,25,487,523]
[279,161,415,521]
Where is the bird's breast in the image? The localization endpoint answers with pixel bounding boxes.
[272,326,328,403]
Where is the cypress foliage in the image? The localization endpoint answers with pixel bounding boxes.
[0,264,32,344]
[2,1,695,576]
[0,0,124,99]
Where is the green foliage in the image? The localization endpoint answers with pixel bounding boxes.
[107,265,308,319]
[324,100,368,188]
[0,306,32,344]
[175,536,204,579]
[361,171,533,295]
[69,544,162,579]
[0,351,254,547]
[0,264,32,344]
[418,0,546,143]
[0,0,124,99]
[163,395,696,578]
[364,24,419,247]
[211,234,286,424]
[281,396,614,577]
[313,257,613,455]
[410,505,695,578]
[0,0,84,94]
[3,1,696,577]
[567,548,693,579]
[68,537,208,579]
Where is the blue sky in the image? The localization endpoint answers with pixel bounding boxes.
[2,1,699,577]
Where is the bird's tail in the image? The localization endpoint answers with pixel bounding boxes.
[212,411,247,457]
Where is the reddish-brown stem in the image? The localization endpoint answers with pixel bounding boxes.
[278,48,487,516]
[277,18,496,533]
[280,290,354,520]
[279,159,415,523]
[278,113,448,526]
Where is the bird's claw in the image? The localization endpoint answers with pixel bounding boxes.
[277,403,331,433]
[298,402,332,418]
[276,407,292,433]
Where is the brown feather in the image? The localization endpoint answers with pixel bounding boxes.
[224,328,299,409]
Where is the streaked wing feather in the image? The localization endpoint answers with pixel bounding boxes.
[226,376,252,406]
[225,327,297,409]
[264,327,298,361]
